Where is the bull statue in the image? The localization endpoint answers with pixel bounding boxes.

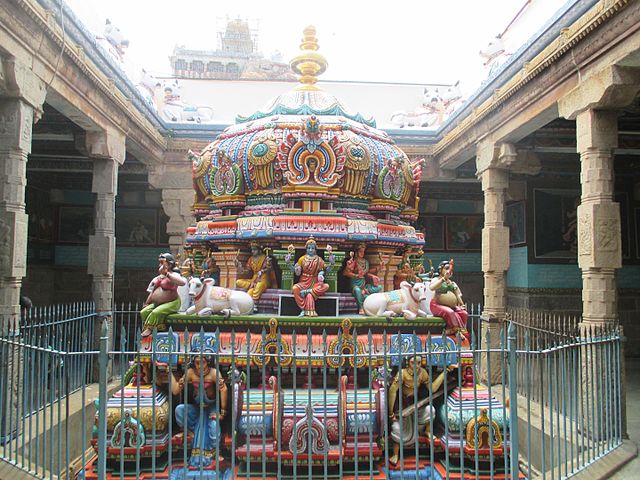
[362,281,433,320]
[185,277,254,316]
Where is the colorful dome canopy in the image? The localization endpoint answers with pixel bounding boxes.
[186,26,425,248]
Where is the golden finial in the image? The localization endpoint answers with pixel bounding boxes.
[290,25,328,91]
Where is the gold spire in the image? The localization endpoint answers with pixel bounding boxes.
[290,26,328,91]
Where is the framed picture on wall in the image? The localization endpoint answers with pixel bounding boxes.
[445,215,483,251]
[533,188,580,260]
[116,208,157,245]
[57,206,93,244]
[423,216,445,250]
[506,201,526,246]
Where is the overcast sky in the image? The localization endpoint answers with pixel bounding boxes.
[64,0,563,96]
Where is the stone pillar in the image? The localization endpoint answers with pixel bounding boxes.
[80,130,125,376]
[0,58,45,443]
[161,188,194,256]
[0,58,45,334]
[476,141,511,385]
[0,99,34,334]
[575,109,620,326]
[149,151,195,258]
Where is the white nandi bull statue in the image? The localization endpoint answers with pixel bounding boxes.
[390,83,462,129]
[186,277,254,316]
[362,281,433,320]
[161,80,214,123]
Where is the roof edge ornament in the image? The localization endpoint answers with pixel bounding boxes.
[290,26,327,91]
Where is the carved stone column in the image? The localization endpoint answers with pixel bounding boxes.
[0,58,45,442]
[0,58,45,334]
[575,109,620,325]
[79,130,125,376]
[161,188,194,256]
[476,141,511,385]
[148,153,194,257]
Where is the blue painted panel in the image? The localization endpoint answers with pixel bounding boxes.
[155,332,181,365]
[437,200,482,214]
[115,248,164,268]
[190,333,218,354]
[390,334,422,366]
[507,247,529,288]
[528,263,581,289]
[618,266,640,289]
[55,245,88,266]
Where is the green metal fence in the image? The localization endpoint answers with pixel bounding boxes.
[0,303,624,479]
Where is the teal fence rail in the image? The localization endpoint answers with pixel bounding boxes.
[0,303,624,480]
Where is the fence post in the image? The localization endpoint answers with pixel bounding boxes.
[508,321,520,479]
[97,319,109,479]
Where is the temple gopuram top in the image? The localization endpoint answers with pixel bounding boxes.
[186,26,425,250]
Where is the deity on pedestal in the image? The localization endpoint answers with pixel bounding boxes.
[235,240,276,303]
[287,236,334,317]
[343,243,382,315]
[428,259,468,336]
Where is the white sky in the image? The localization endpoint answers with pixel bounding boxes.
[64,0,564,96]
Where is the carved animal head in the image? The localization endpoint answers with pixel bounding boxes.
[188,277,214,297]
[401,281,429,303]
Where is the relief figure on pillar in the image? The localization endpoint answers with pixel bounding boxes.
[141,253,187,337]
[342,243,382,315]
[235,241,277,304]
[286,236,335,317]
[428,259,468,337]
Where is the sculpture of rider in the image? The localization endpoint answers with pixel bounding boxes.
[343,243,382,315]
[428,259,468,337]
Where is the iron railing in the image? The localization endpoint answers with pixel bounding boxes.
[0,303,625,480]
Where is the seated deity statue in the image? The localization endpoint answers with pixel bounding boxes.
[428,259,468,337]
[171,356,227,468]
[388,357,456,466]
[287,236,335,317]
[235,241,276,304]
[342,243,382,315]
[140,253,186,337]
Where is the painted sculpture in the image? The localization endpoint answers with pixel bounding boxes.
[429,259,469,336]
[235,240,276,303]
[287,237,335,316]
[85,27,512,480]
[186,277,254,316]
[171,355,227,468]
[362,280,432,320]
[141,253,186,337]
[342,243,382,314]
[388,358,456,465]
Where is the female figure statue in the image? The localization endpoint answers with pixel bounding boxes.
[343,243,382,315]
[235,240,276,303]
[288,236,334,316]
[388,357,454,466]
[140,253,186,337]
[172,356,228,468]
[428,259,468,336]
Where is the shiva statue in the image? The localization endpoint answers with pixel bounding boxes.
[388,357,456,466]
[141,253,186,337]
[286,236,335,316]
[235,240,276,303]
[172,355,228,468]
[343,243,382,315]
[428,259,468,337]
